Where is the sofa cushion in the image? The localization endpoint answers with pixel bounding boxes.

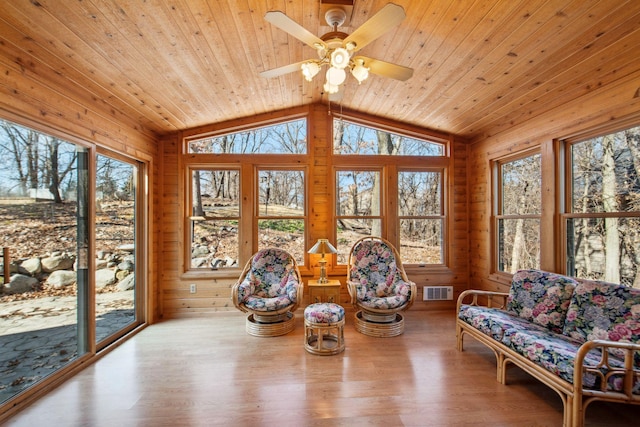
[562,280,640,366]
[459,305,550,342]
[506,269,578,333]
[502,327,640,393]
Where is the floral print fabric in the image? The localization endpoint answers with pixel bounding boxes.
[236,248,300,312]
[349,239,412,310]
[304,303,345,324]
[506,269,578,333]
[459,269,640,394]
[562,280,640,366]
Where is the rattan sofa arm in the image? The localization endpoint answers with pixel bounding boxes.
[456,289,509,313]
[574,339,640,397]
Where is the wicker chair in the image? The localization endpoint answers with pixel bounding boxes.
[346,236,416,337]
[231,248,303,337]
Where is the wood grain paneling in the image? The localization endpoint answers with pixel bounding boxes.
[1,1,638,140]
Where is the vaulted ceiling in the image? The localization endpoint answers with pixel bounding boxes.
[1,0,639,140]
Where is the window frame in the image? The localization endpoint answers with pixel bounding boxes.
[330,113,451,270]
[491,148,542,277]
[561,124,640,285]
[182,114,311,277]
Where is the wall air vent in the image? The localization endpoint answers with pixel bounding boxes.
[423,286,453,301]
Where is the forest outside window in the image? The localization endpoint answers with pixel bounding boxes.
[257,169,306,264]
[332,117,448,265]
[564,125,640,286]
[495,152,541,274]
[399,170,444,265]
[190,168,240,269]
[335,169,382,263]
[186,116,309,270]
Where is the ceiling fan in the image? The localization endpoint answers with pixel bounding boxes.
[260,2,414,97]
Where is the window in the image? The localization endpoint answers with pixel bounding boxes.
[190,168,240,269]
[0,119,145,405]
[257,169,305,263]
[565,125,640,285]
[399,170,444,264]
[186,117,308,269]
[188,118,307,154]
[333,119,444,156]
[332,117,447,265]
[495,152,541,273]
[335,169,382,263]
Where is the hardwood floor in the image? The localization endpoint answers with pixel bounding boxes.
[3,310,639,426]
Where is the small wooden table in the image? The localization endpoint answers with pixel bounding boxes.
[307,279,341,304]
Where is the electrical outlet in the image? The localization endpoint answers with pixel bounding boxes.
[189,283,196,294]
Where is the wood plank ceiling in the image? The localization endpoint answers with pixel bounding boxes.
[1,0,639,140]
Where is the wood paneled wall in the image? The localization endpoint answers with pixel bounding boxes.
[468,73,640,292]
[158,103,469,318]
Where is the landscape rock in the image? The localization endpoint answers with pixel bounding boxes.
[21,257,42,276]
[5,274,40,294]
[47,270,77,289]
[41,253,75,273]
[116,270,129,281]
[118,260,134,272]
[95,268,116,288]
[117,274,135,291]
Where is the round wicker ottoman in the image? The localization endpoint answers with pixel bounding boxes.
[303,303,345,355]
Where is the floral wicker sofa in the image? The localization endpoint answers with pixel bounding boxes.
[456,269,640,427]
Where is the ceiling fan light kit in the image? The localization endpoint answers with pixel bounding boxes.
[261,2,414,98]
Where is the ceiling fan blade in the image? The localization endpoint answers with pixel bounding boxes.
[343,4,406,51]
[265,11,326,49]
[355,56,414,81]
[260,61,307,79]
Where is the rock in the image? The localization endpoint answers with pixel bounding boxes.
[96,259,109,269]
[95,268,116,288]
[117,274,135,291]
[191,257,208,268]
[116,270,129,281]
[117,243,135,253]
[21,257,42,275]
[192,245,209,257]
[117,260,134,272]
[4,274,40,294]
[41,253,75,273]
[47,270,77,289]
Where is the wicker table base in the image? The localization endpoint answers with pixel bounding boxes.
[246,312,295,337]
[354,311,404,337]
[304,317,345,355]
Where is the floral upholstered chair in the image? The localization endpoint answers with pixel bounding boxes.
[347,236,416,337]
[231,248,303,337]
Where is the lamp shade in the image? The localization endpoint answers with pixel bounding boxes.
[330,47,350,69]
[326,67,346,86]
[308,239,338,255]
[301,62,320,82]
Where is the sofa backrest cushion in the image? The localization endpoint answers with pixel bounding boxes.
[506,269,578,333]
[563,280,640,365]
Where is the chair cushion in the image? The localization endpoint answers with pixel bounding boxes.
[506,269,578,333]
[304,303,345,323]
[459,305,549,342]
[235,248,300,306]
[244,295,293,312]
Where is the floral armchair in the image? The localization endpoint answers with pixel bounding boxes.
[347,237,416,337]
[231,248,303,336]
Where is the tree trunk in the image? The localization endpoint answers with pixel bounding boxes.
[602,135,620,283]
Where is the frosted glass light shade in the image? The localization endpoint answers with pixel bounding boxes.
[326,67,346,86]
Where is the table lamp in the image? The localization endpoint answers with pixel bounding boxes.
[308,238,338,283]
